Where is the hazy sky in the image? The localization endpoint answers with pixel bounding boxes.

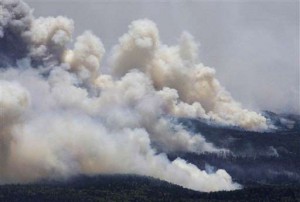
[26,0,299,114]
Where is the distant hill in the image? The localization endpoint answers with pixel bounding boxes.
[171,112,300,187]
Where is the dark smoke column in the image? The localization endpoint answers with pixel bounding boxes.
[0,0,33,67]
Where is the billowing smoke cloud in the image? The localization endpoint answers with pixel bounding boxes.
[0,0,32,66]
[110,19,267,130]
[0,0,275,192]
[28,15,74,67]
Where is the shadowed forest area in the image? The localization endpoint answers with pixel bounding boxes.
[0,175,299,202]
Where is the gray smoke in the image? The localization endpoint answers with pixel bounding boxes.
[0,0,32,66]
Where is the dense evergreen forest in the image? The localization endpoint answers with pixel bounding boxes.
[173,112,300,187]
[0,175,299,202]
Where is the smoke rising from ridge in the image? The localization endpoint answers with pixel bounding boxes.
[0,0,281,192]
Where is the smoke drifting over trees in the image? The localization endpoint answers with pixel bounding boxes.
[0,0,296,192]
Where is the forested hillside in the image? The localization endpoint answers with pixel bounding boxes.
[0,175,299,202]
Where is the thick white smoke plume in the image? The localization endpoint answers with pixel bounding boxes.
[110,19,267,130]
[0,0,272,192]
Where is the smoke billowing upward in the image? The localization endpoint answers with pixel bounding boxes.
[0,0,283,192]
[0,0,32,66]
